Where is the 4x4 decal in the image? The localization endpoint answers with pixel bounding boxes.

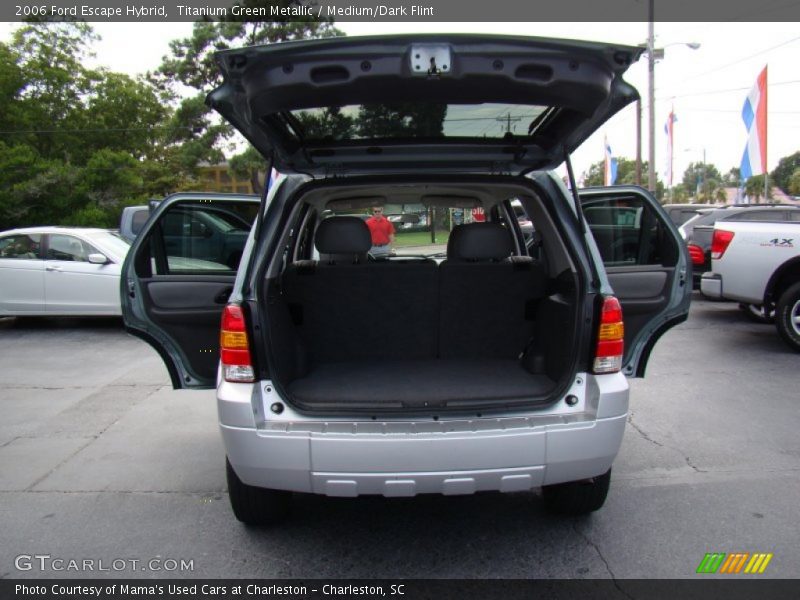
[761,238,794,248]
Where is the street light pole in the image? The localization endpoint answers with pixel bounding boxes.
[647,4,656,194]
[639,30,700,197]
[635,100,642,186]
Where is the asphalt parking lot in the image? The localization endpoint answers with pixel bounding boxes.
[1,293,799,580]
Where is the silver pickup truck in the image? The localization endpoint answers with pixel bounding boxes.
[701,220,800,351]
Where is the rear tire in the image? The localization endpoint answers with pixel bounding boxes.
[775,283,800,352]
[542,469,611,515]
[226,458,291,526]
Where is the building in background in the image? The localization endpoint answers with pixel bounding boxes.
[197,162,255,194]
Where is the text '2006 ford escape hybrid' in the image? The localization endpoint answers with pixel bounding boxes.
[121,35,690,524]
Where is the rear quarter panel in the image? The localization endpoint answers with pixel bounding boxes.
[712,221,800,304]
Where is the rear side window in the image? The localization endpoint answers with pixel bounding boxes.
[144,202,257,275]
[0,234,41,259]
[583,196,676,267]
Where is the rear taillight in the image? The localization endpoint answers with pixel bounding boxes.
[687,243,705,266]
[594,296,624,374]
[711,229,735,260]
[220,304,254,383]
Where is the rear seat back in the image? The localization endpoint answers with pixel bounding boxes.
[283,217,438,364]
[438,223,548,359]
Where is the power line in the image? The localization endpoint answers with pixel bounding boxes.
[674,108,800,114]
[0,125,198,135]
[657,78,800,101]
[676,35,800,86]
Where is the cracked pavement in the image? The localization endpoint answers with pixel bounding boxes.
[1,295,799,580]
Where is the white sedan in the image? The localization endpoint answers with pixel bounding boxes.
[0,227,131,316]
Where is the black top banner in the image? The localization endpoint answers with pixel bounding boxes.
[4,0,800,22]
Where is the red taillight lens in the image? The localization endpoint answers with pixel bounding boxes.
[687,243,705,266]
[711,229,735,260]
[594,296,624,374]
[220,304,254,383]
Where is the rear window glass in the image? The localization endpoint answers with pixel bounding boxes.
[725,210,786,222]
[312,200,518,259]
[668,209,700,226]
[288,103,548,141]
[131,210,149,235]
[147,202,258,275]
[584,196,676,267]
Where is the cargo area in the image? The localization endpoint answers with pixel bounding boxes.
[260,180,583,412]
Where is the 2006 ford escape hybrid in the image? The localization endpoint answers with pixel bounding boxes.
[121,35,690,524]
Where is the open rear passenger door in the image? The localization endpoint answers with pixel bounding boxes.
[121,192,260,389]
[579,186,691,377]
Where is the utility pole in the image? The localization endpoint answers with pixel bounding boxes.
[496,113,521,134]
[647,0,656,194]
[635,100,642,186]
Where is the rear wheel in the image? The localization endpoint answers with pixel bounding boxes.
[775,282,800,352]
[226,458,291,526]
[542,469,611,515]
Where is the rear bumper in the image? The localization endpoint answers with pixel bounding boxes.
[700,272,722,299]
[218,373,629,496]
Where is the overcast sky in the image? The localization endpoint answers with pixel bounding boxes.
[4,21,799,185]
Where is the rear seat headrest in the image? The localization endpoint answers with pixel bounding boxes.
[447,222,513,262]
[315,216,372,254]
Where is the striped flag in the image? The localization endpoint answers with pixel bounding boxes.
[604,136,617,186]
[664,109,676,188]
[740,66,768,180]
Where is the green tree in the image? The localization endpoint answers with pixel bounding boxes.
[771,151,800,192]
[669,184,690,202]
[681,162,724,203]
[722,167,741,187]
[357,103,447,138]
[787,168,800,196]
[295,106,355,140]
[152,9,342,192]
[0,23,176,230]
[581,157,665,198]
[744,174,772,203]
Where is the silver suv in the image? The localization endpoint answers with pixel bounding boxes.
[121,35,690,524]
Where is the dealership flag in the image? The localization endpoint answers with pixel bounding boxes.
[740,66,768,179]
[604,137,617,186]
[664,108,677,188]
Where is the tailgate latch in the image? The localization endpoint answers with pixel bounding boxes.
[410,45,451,76]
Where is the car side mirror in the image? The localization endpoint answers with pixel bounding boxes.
[87,253,109,265]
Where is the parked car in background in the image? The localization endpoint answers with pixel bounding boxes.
[119,193,259,271]
[119,199,160,242]
[663,203,712,227]
[701,220,800,351]
[680,204,800,242]
[121,35,691,524]
[0,227,130,316]
[682,204,800,289]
